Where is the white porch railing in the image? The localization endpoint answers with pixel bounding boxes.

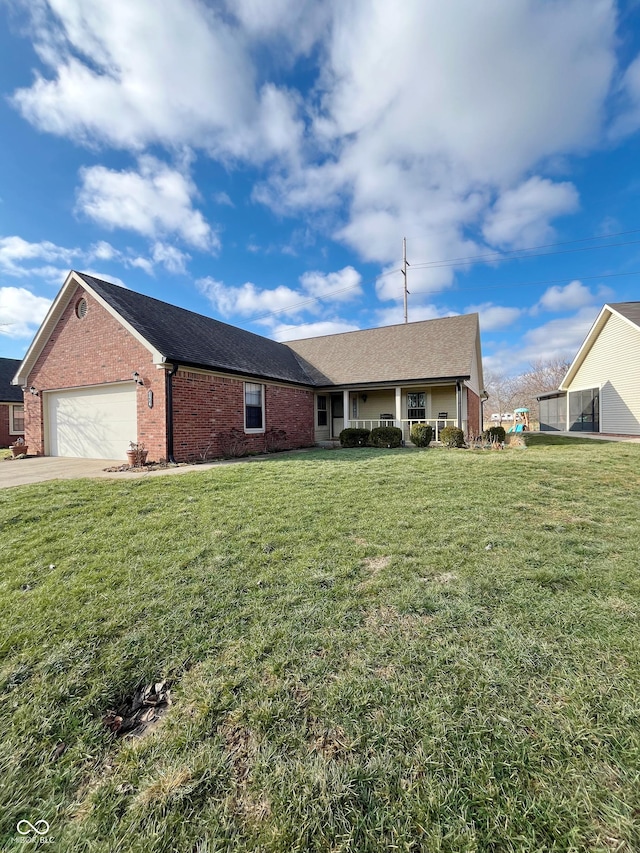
[350,418,464,442]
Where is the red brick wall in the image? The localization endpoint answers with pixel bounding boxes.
[467,387,481,436]
[24,285,167,460]
[0,404,11,447]
[172,370,315,461]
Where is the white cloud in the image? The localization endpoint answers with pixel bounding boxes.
[197,277,302,319]
[0,286,52,338]
[151,242,190,275]
[299,266,362,301]
[198,265,364,320]
[375,303,452,327]
[482,178,580,250]
[0,235,77,277]
[88,240,118,261]
[609,52,640,139]
[274,319,360,342]
[8,0,625,288]
[536,280,595,313]
[213,192,234,207]
[11,0,304,162]
[77,156,218,250]
[467,303,523,331]
[518,306,599,364]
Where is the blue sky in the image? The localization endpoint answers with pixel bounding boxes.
[1,0,640,375]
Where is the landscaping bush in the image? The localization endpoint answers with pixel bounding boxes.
[339,427,370,447]
[483,425,506,443]
[369,426,403,448]
[410,423,433,447]
[439,426,465,448]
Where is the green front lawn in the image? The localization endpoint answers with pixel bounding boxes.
[1,441,639,852]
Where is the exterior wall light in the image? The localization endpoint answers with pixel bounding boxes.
[132,371,144,386]
[29,386,39,395]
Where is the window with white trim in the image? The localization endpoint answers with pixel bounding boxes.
[244,383,264,432]
[10,404,25,434]
[317,395,327,426]
[407,392,426,419]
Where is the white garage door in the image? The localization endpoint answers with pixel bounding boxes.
[47,383,137,460]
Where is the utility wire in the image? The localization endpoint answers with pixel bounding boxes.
[271,269,640,335]
[247,226,640,324]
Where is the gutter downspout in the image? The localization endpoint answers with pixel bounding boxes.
[166,363,179,463]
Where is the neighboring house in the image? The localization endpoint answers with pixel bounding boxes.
[13,271,485,461]
[538,302,640,435]
[0,358,24,447]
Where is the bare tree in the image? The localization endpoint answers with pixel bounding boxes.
[512,358,571,426]
[483,369,519,425]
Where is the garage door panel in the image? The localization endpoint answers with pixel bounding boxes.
[47,384,137,460]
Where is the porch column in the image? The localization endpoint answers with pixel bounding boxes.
[343,389,351,429]
[395,386,402,427]
[456,381,462,428]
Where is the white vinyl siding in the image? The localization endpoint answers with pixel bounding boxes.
[46,383,137,459]
[567,313,640,435]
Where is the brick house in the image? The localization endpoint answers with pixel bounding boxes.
[13,271,485,461]
[1,358,24,447]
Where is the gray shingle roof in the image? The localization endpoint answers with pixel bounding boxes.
[0,358,23,402]
[284,314,479,386]
[77,273,315,386]
[75,273,479,389]
[610,302,640,329]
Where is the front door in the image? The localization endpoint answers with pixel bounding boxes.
[331,394,344,438]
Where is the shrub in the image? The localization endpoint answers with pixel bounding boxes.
[220,428,249,457]
[369,426,403,448]
[483,425,506,443]
[265,428,287,453]
[339,428,370,447]
[410,423,433,447]
[439,426,465,448]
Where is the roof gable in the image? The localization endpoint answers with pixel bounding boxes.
[561,302,640,389]
[15,271,483,390]
[284,314,480,386]
[76,273,315,385]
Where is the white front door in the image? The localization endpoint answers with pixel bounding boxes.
[46,383,137,459]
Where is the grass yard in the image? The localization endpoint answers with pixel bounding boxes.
[1,439,639,852]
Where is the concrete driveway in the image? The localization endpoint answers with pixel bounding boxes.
[0,456,123,488]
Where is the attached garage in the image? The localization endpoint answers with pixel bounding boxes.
[46,383,137,459]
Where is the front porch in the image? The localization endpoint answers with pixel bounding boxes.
[314,384,470,445]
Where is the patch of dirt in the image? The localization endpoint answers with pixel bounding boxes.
[363,556,391,572]
[218,718,270,821]
[422,571,458,584]
[103,461,187,473]
[134,767,193,807]
[601,596,635,616]
[308,721,351,760]
[364,605,434,636]
[218,720,257,784]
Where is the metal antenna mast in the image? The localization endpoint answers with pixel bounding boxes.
[402,237,410,323]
